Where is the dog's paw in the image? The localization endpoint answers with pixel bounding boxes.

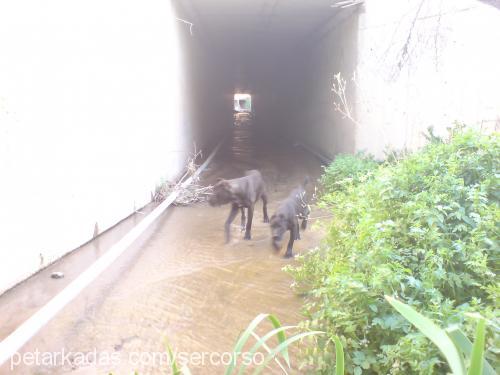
[284,252,295,259]
[243,233,251,240]
[263,217,270,223]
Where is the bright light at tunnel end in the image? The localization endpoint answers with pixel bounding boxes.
[233,93,252,112]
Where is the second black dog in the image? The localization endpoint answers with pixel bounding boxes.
[209,170,269,243]
[270,178,310,258]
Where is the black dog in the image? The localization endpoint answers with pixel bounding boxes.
[270,178,310,258]
[209,170,269,243]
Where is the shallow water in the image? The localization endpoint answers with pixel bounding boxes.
[1,115,324,374]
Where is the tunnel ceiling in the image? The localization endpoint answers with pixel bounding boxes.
[174,0,348,92]
[176,0,345,53]
[173,0,354,112]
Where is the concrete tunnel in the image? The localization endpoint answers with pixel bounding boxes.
[1,0,368,294]
[1,1,499,370]
[1,0,499,294]
[173,0,359,156]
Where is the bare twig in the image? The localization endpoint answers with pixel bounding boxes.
[331,73,361,127]
[331,72,399,161]
[396,0,426,72]
[153,145,213,205]
[175,17,194,35]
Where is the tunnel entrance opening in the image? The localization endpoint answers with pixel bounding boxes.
[233,93,252,113]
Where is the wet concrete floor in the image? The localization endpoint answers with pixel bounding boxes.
[0,114,325,374]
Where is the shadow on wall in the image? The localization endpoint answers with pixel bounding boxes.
[174,11,234,153]
[478,0,500,10]
[270,6,361,158]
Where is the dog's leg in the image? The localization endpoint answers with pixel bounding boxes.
[294,218,301,240]
[240,207,246,231]
[244,204,254,240]
[301,205,310,230]
[261,192,270,223]
[284,228,296,258]
[224,204,239,243]
[301,217,308,230]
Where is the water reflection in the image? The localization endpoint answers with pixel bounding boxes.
[231,113,256,167]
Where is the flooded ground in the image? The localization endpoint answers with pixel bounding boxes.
[0,114,325,374]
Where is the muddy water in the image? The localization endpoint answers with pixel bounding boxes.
[1,115,324,374]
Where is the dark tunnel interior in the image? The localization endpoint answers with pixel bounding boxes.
[173,0,360,158]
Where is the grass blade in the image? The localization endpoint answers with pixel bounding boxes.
[266,314,291,366]
[332,335,344,375]
[447,326,496,375]
[237,326,296,375]
[250,332,289,375]
[467,317,486,375]
[225,314,290,375]
[166,342,181,375]
[386,296,466,375]
[252,331,323,375]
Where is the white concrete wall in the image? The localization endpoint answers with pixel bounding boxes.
[285,1,499,159]
[0,0,191,293]
[355,0,500,157]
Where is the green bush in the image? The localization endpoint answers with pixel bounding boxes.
[320,152,379,193]
[287,129,499,374]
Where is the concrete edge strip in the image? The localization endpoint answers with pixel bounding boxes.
[0,139,224,366]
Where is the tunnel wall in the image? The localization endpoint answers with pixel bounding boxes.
[355,0,500,157]
[277,0,499,160]
[0,0,192,294]
[176,24,235,153]
[298,10,359,158]
[271,9,360,159]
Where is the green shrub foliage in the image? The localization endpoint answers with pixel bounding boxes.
[320,152,379,193]
[287,129,499,374]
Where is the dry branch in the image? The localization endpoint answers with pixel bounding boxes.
[153,145,213,206]
[175,17,194,35]
[331,71,400,161]
[331,72,361,127]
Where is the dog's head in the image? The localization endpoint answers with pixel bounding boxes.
[270,214,287,250]
[209,179,235,206]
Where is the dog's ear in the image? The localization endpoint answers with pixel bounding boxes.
[218,180,233,191]
[214,178,230,188]
[269,214,278,225]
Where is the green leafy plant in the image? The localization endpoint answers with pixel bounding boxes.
[386,296,496,375]
[167,313,327,374]
[320,152,379,194]
[287,128,499,374]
